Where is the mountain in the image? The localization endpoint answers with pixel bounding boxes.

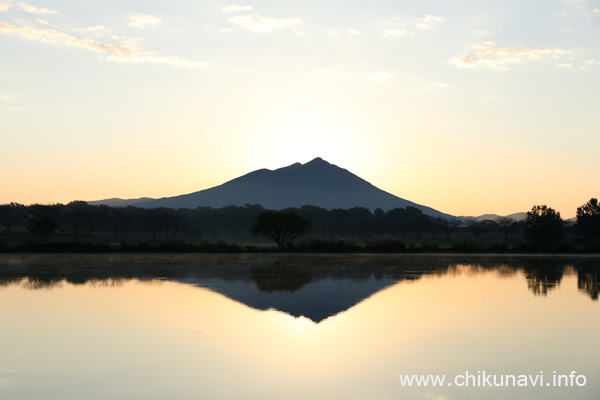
[91,157,451,217]
[88,197,154,207]
[200,276,395,323]
[467,212,528,222]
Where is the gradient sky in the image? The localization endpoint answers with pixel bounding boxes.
[1,0,599,217]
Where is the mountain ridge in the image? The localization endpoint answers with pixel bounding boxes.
[92,157,453,217]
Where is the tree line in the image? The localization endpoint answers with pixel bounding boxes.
[0,198,599,247]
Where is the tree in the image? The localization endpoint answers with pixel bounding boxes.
[466,218,487,240]
[26,214,60,240]
[251,210,312,247]
[435,217,460,239]
[576,198,600,240]
[99,205,134,238]
[495,216,517,240]
[0,203,26,233]
[63,201,91,234]
[524,205,564,244]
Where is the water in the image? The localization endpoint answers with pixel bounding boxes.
[0,254,598,400]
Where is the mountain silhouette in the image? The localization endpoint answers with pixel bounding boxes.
[93,157,450,217]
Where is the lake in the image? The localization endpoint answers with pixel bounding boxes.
[0,254,599,400]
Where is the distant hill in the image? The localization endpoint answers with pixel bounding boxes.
[89,197,154,207]
[467,212,528,222]
[91,157,452,218]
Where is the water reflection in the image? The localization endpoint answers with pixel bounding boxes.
[0,255,599,322]
[1,254,599,400]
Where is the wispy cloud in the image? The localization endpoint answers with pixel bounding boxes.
[73,25,111,33]
[417,14,443,29]
[19,2,58,14]
[0,2,11,12]
[556,63,573,68]
[382,27,406,37]
[228,14,302,32]
[451,41,571,69]
[330,28,361,37]
[222,5,253,13]
[109,54,204,67]
[2,95,17,101]
[580,59,599,68]
[365,71,392,82]
[382,14,443,37]
[0,22,204,68]
[128,14,162,29]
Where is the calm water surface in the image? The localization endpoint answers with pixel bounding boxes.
[0,254,599,400]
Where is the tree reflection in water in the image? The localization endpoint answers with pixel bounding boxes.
[0,255,598,306]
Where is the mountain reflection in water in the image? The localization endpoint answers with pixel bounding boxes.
[0,254,598,322]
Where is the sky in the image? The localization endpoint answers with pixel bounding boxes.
[1,0,599,217]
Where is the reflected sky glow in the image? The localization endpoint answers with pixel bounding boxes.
[0,255,599,399]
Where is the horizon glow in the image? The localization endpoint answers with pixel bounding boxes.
[1,0,599,217]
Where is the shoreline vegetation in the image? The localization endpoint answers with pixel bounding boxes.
[1,237,600,254]
[0,199,599,254]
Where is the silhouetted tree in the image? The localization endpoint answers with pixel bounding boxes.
[251,210,312,247]
[26,214,60,240]
[99,205,134,238]
[0,203,26,232]
[63,201,91,234]
[524,205,564,244]
[576,198,600,240]
[466,218,487,239]
[436,217,460,239]
[495,217,517,240]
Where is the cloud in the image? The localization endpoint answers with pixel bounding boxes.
[595,9,599,13]
[35,19,48,25]
[220,28,234,33]
[382,14,442,37]
[0,22,204,68]
[128,14,162,29]
[470,29,490,36]
[382,27,406,37]
[422,15,444,23]
[2,95,17,101]
[74,25,111,33]
[580,59,599,69]
[451,41,571,69]
[228,14,302,32]
[108,53,204,67]
[19,2,58,14]
[317,67,335,72]
[0,2,11,12]
[222,5,253,13]
[365,71,392,82]
[556,63,573,68]
[417,14,443,29]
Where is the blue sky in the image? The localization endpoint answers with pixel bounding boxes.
[1,0,599,216]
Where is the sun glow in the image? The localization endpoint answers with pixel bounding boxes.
[258,108,361,170]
